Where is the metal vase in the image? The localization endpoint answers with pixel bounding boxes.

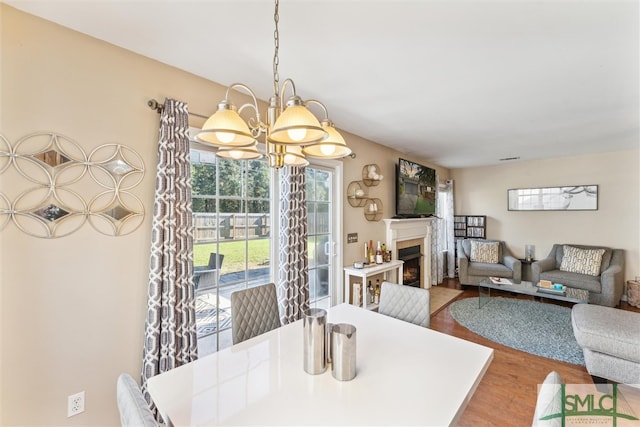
[330,323,357,381]
[303,308,327,375]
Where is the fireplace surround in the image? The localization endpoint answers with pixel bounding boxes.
[383,218,435,289]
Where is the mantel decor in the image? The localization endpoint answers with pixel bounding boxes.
[508,185,598,211]
[0,132,145,238]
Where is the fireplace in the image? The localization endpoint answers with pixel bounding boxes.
[398,245,421,287]
[383,218,435,289]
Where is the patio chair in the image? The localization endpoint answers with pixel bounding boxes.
[230,282,281,344]
[194,253,224,290]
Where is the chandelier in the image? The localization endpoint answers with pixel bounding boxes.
[194,0,352,169]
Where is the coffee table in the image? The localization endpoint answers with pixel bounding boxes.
[478,279,589,308]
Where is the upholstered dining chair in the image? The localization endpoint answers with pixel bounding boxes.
[116,373,158,427]
[378,281,431,328]
[230,282,281,344]
[531,371,563,427]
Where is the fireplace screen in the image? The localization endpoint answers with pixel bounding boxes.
[398,245,421,287]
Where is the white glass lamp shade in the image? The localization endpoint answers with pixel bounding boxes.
[269,144,309,167]
[269,98,327,145]
[195,103,256,147]
[303,122,352,159]
[216,144,263,160]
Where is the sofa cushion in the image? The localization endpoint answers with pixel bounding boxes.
[539,270,602,293]
[470,240,499,264]
[468,262,513,277]
[560,245,605,276]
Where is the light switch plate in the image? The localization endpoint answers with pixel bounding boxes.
[347,233,358,243]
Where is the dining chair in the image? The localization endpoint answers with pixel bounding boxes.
[378,281,431,328]
[116,373,158,427]
[230,282,281,344]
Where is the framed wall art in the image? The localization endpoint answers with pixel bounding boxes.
[507,185,598,211]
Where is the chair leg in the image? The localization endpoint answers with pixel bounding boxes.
[591,375,610,393]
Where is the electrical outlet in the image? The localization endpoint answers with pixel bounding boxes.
[67,391,85,417]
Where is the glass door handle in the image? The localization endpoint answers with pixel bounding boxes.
[325,241,336,256]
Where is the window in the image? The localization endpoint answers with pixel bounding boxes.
[190,146,272,355]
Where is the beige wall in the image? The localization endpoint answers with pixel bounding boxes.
[0,5,229,425]
[452,150,640,280]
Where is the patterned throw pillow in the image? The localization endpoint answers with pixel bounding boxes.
[470,240,500,264]
[560,245,605,276]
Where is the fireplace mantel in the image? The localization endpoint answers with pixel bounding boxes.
[383,218,436,289]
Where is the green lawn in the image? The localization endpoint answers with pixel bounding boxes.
[194,239,270,274]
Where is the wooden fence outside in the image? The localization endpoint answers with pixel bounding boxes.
[194,213,270,243]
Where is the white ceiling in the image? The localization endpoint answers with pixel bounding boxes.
[6,0,639,169]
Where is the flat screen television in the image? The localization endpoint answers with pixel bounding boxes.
[396,158,437,217]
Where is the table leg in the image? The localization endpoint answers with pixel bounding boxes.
[478,285,491,308]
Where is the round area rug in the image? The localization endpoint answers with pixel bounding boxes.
[449,297,585,365]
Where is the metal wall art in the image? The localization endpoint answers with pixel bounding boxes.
[507,185,598,211]
[0,132,145,238]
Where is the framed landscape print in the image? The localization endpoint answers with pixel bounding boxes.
[508,185,598,211]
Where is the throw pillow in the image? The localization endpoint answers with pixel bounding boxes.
[560,245,605,276]
[470,240,499,264]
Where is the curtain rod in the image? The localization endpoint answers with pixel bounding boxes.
[147,99,210,120]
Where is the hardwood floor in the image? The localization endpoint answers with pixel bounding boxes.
[431,278,640,426]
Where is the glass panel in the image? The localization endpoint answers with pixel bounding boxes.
[315,234,329,267]
[315,267,329,300]
[307,202,316,235]
[191,155,217,196]
[218,158,243,197]
[246,160,270,199]
[307,235,317,268]
[314,170,330,201]
[305,168,316,200]
[316,202,329,234]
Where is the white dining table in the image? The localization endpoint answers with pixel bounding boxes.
[147,303,493,426]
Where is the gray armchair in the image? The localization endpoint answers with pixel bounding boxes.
[531,244,624,307]
[457,239,521,286]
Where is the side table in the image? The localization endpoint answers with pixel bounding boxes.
[627,280,640,307]
[518,258,535,282]
[343,259,404,310]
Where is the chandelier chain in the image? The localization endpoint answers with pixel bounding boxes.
[273,0,280,95]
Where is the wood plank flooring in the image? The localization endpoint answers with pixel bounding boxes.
[431,279,640,426]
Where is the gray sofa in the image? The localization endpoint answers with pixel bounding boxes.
[531,244,624,307]
[457,239,521,286]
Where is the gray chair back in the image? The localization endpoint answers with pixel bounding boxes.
[378,281,430,328]
[116,373,158,427]
[231,282,281,344]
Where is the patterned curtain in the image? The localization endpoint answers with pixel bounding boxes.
[277,166,309,324]
[141,98,198,408]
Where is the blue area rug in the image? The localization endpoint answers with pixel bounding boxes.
[449,297,585,365]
